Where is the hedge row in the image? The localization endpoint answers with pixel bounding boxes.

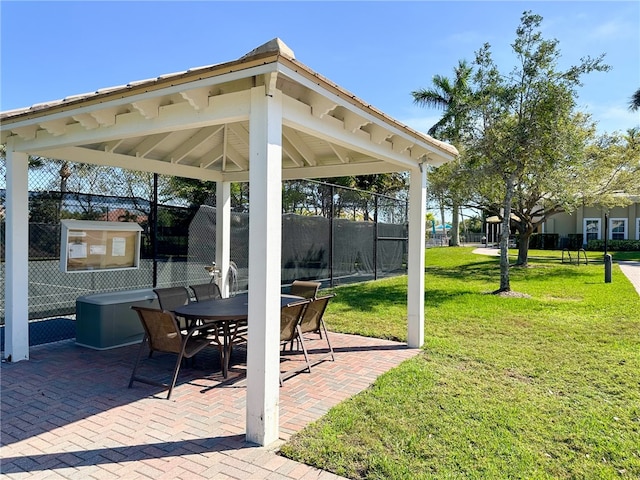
[585,239,640,251]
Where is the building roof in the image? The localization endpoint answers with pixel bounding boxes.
[1,38,457,182]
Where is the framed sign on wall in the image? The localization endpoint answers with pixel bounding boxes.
[60,220,143,273]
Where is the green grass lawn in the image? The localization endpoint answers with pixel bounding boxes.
[279,247,640,479]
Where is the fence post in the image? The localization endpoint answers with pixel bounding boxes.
[373,195,378,281]
[329,185,335,287]
[152,173,158,288]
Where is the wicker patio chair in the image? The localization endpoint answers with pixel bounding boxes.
[289,280,321,299]
[128,306,211,399]
[279,299,311,385]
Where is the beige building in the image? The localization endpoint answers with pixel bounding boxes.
[543,197,640,246]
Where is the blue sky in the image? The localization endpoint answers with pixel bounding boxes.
[1,1,639,136]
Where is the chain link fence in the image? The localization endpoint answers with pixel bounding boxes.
[1,158,409,347]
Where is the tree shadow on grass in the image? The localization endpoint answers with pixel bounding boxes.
[328,282,409,312]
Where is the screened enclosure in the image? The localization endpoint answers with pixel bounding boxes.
[0,160,409,327]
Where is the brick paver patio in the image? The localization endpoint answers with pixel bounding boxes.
[1,332,420,479]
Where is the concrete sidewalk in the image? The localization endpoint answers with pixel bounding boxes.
[617,261,640,295]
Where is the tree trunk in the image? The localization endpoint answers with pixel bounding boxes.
[497,174,516,293]
[440,203,446,246]
[450,201,460,246]
[516,225,534,266]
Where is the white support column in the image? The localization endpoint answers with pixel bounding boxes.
[245,85,283,446]
[407,165,426,348]
[5,147,30,362]
[215,181,231,297]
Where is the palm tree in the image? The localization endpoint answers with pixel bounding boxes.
[629,88,640,111]
[412,60,473,246]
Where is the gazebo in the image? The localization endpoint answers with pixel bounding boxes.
[1,38,456,446]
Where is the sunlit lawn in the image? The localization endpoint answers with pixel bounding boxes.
[279,247,640,479]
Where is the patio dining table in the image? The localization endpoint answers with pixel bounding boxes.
[174,293,303,378]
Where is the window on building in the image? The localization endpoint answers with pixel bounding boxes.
[583,218,600,245]
[610,218,627,240]
[636,218,640,240]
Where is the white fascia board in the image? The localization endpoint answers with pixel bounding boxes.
[1,63,277,133]
[282,95,416,170]
[36,146,223,182]
[9,90,252,154]
[278,64,453,162]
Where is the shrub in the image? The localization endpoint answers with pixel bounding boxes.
[585,239,640,251]
[566,234,583,250]
[529,233,559,250]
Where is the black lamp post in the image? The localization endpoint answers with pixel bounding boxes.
[604,212,612,283]
[604,212,608,256]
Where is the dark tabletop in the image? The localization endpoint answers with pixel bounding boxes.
[174,293,304,321]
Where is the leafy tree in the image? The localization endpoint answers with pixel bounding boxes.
[461,215,483,234]
[319,174,407,220]
[166,177,250,212]
[629,88,640,111]
[465,11,610,292]
[579,128,640,206]
[412,60,473,246]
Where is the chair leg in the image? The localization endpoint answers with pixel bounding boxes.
[320,320,335,361]
[296,325,312,373]
[129,335,149,388]
[167,351,186,400]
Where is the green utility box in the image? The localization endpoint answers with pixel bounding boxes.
[76,289,158,350]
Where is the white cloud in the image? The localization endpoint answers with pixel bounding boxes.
[593,105,640,133]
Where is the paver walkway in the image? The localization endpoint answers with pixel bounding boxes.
[1,333,420,479]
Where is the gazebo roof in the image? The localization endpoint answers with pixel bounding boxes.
[0,38,456,182]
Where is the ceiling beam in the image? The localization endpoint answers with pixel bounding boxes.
[222,159,403,183]
[36,146,223,181]
[283,95,418,170]
[282,136,305,167]
[228,123,249,147]
[200,143,223,169]
[224,143,249,170]
[282,127,316,166]
[168,125,223,164]
[279,63,455,164]
[329,143,351,164]
[128,132,173,158]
